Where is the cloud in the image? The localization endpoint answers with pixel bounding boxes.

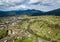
[0,0,24,6]
[7,5,26,10]
[29,0,40,4]
[0,0,60,12]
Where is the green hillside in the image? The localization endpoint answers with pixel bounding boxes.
[0,15,60,42]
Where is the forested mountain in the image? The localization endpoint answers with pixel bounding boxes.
[0,9,60,17]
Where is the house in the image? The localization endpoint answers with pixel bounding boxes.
[7,29,12,36]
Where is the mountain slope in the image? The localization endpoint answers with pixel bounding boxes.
[45,9,60,16]
[0,9,44,17]
[0,9,60,17]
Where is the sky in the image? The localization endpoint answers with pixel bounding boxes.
[0,0,60,12]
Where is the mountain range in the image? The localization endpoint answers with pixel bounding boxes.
[0,9,60,17]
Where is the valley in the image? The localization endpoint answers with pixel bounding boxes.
[0,15,60,42]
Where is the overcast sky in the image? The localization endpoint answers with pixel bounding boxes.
[0,0,60,12]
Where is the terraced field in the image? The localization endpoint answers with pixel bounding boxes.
[0,15,60,42]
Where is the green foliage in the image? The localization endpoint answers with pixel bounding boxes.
[21,21,29,29]
[0,29,7,39]
[0,15,60,42]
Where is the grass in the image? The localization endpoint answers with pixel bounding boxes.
[0,15,60,42]
[0,28,7,39]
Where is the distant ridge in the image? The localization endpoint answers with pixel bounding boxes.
[45,9,60,16]
[0,9,44,17]
[0,9,60,17]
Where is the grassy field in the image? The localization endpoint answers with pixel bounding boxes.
[0,28,7,39]
[0,15,60,42]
